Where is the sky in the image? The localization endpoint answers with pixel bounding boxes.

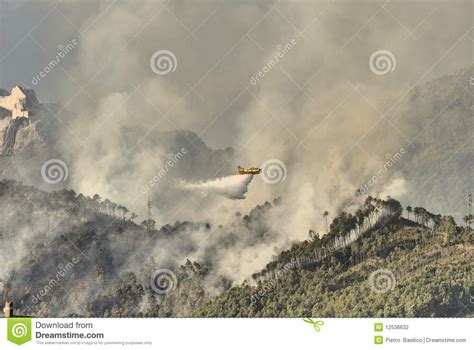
[0,0,472,230]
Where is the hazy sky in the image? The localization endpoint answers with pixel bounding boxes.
[1,0,471,146]
[0,0,472,227]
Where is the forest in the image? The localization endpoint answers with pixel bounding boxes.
[1,180,470,317]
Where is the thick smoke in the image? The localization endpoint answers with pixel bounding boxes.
[181,174,254,199]
[43,0,469,230]
[1,0,471,287]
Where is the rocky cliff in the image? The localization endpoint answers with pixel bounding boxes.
[0,86,41,155]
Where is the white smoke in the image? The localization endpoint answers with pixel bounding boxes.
[2,0,469,293]
[377,177,408,200]
[180,174,255,200]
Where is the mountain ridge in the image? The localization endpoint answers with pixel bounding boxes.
[0,179,471,317]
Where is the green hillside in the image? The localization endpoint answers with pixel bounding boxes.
[191,214,472,317]
[0,180,472,317]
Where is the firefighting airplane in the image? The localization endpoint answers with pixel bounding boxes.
[237,166,261,175]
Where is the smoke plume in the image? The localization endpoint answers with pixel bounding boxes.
[0,0,471,288]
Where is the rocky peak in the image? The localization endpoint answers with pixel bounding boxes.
[0,86,41,156]
[0,85,39,119]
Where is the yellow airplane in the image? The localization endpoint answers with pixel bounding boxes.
[237,166,261,175]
